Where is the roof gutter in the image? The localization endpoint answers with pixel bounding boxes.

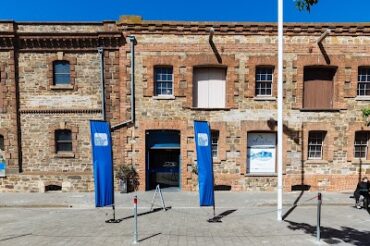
[111,35,136,131]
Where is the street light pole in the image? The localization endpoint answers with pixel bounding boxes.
[277,0,284,221]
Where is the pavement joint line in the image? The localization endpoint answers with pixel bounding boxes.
[0,203,354,209]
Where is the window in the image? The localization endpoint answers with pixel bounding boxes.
[193,67,226,108]
[53,61,70,85]
[303,67,335,109]
[55,130,72,152]
[211,130,219,158]
[354,131,370,159]
[308,131,325,160]
[255,67,273,96]
[0,135,4,151]
[247,132,276,173]
[357,68,370,96]
[154,67,173,96]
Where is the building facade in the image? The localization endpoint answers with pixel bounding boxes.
[1,16,370,192]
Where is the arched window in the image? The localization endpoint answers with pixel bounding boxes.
[53,60,70,85]
[55,130,72,152]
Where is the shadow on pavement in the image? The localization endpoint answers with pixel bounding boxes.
[282,190,305,220]
[0,233,32,242]
[208,209,237,222]
[285,220,370,245]
[139,233,162,242]
[116,207,172,223]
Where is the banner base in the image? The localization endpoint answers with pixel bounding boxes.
[105,219,121,223]
[207,217,222,223]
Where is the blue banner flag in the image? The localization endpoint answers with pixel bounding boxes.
[194,121,215,206]
[90,120,114,207]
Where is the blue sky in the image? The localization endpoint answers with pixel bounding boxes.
[0,0,369,22]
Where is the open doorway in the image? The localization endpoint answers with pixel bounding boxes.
[146,130,180,190]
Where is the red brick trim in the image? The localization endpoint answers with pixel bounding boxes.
[48,123,79,159]
[348,57,370,98]
[0,63,6,113]
[210,122,227,162]
[142,56,181,97]
[246,56,278,98]
[183,54,238,108]
[136,120,188,191]
[19,109,101,114]
[47,53,77,91]
[294,55,346,109]
[302,122,334,161]
[347,122,370,161]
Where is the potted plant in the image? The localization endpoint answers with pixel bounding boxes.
[361,108,370,126]
[116,165,139,193]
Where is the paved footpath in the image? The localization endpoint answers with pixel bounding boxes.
[0,190,369,246]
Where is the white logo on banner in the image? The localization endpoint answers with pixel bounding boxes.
[197,133,208,146]
[94,133,108,146]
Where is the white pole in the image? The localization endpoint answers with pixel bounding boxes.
[277,0,284,221]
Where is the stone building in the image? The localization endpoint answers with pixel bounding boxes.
[1,16,370,192]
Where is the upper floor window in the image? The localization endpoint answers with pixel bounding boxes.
[0,135,4,151]
[154,66,173,96]
[303,67,335,109]
[308,131,326,160]
[211,130,219,158]
[255,67,273,96]
[193,67,226,108]
[354,131,370,159]
[357,67,370,96]
[55,130,72,152]
[53,61,71,85]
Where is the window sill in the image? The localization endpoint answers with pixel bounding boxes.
[50,85,74,90]
[189,107,231,111]
[300,108,340,112]
[304,160,328,165]
[253,96,276,101]
[152,95,175,100]
[351,159,370,165]
[355,96,370,101]
[54,152,75,158]
[245,173,278,177]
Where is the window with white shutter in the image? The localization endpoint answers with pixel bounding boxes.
[193,67,226,108]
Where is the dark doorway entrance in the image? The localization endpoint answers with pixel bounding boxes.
[146,130,180,190]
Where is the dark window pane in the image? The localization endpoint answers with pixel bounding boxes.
[154,66,173,96]
[56,143,73,152]
[354,131,369,159]
[308,131,325,160]
[54,74,70,84]
[55,130,72,152]
[256,67,273,96]
[357,68,370,96]
[0,135,4,151]
[53,61,71,85]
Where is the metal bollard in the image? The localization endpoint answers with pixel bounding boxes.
[317,192,322,242]
[133,195,138,244]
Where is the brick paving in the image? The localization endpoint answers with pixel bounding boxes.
[0,191,369,245]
